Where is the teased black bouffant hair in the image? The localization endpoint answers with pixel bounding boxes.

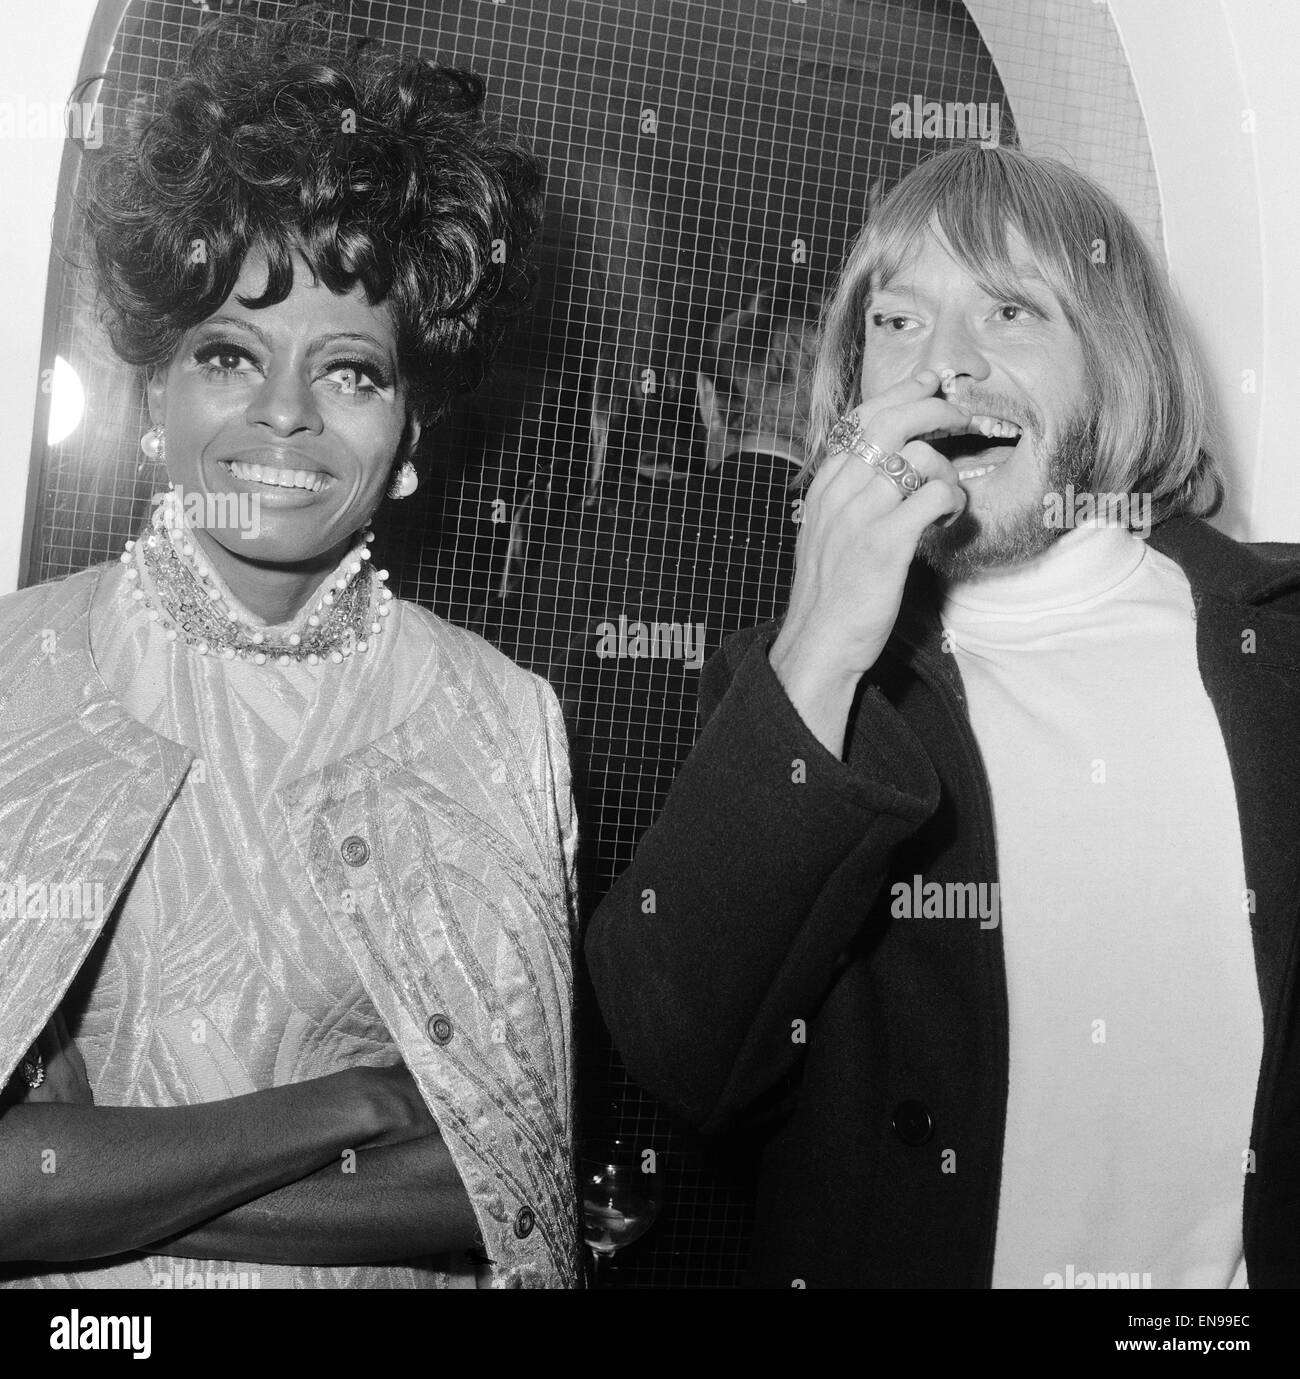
[81,5,545,423]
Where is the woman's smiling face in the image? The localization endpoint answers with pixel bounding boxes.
[147,250,419,567]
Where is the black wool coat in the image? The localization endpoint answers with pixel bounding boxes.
[584,516,1300,1288]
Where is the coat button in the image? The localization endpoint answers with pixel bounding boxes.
[892,1100,934,1146]
[513,1206,535,1239]
[426,1014,453,1045]
[340,835,370,867]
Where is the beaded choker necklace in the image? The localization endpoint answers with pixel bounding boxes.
[119,490,393,666]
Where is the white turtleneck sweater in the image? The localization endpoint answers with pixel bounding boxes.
[940,518,1262,1289]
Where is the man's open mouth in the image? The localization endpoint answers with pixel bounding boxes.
[931,417,1024,481]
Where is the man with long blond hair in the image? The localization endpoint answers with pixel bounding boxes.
[585,144,1300,1288]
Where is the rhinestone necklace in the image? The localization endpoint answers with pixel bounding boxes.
[119,489,394,666]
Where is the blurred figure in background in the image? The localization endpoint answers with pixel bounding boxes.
[697,296,816,474]
[479,295,817,901]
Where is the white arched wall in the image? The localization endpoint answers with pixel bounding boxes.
[0,0,101,595]
[969,0,1293,541]
[1111,0,1299,541]
[1,0,1296,597]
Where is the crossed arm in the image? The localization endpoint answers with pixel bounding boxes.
[149,1135,480,1266]
[0,1016,479,1267]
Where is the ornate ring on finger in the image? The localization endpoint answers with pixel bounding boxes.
[826,415,924,497]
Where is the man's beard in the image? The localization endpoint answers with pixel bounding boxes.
[916,406,1097,582]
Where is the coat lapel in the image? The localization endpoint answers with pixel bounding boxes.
[1149,519,1300,1279]
[1148,518,1300,1020]
[0,697,190,1081]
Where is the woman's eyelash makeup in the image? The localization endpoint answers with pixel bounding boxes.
[327,357,393,389]
[191,340,393,389]
[193,338,253,367]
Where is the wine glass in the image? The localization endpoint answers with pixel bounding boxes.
[579,1136,662,1287]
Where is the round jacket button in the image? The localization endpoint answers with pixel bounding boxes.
[892,1099,934,1146]
[340,835,370,867]
[513,1206,535,1239]
[426,1014,453,1045]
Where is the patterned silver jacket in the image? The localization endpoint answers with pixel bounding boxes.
[0,566,580,1287]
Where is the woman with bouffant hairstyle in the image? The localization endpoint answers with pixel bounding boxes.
[84,8,540,426]
[0,8,579,1289]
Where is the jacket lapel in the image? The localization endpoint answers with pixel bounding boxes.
[1148,518,1300,1021]
[1149,519,1300,1279]
[0,697,191,1082]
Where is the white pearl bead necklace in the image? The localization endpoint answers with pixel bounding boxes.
[120,491,392,666]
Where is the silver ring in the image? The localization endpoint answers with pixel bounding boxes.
[827,415,924,497]
[19,1044,44,1089]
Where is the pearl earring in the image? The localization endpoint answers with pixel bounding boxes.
[140,424,165,464]
[388,460,418,500]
